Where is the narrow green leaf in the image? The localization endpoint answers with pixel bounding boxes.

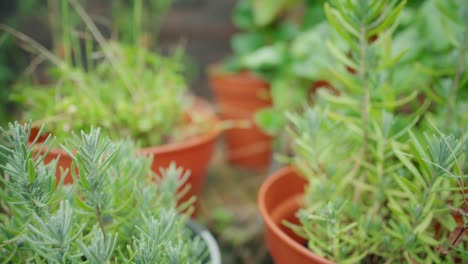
[414,212,433,234]
[367,0,406,37]
[328,67,361,93]
[417,233,440,246]
[326,41,359,69]
[28,159,36,185]
[325,3,357,45]
[74,195,93,211]
[392,142,427,188]
[392,177,418,204]
[408,131,432,179]
[385,48,409,68]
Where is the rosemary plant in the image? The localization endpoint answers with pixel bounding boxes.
[285,0,467,262]
[0,122,208,263]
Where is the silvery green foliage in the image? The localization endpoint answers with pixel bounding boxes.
[0,123,58,216]
[0,122,208,263]
[129,211,208,264]
[25,201,83,263]
[286,0,467,262]
[78,226,117,264]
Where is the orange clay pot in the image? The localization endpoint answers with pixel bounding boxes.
[258,167,335,264]
[139,99,219,216]
[29,98,219,217]
[208,68,273,170]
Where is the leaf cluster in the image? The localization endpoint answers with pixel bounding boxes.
[12,42,189,147]
[7,0,198,148]
[0,122,209,263]
[285,0,467,262]
[224,0,338,136]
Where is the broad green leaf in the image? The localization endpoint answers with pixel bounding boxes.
[252,0,293,27]
[255,108,285,135]
[241,43,286,69]
[231,33,265,55]
[232,0,255,29]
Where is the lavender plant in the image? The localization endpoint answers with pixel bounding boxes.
[0,122,209,263]
[284,0,467,262]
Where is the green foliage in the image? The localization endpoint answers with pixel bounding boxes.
[0,122,208,263]
[252,0,298,27]
[12,42,189,147]
[225,0,302,74]
[3,0,199,147]
[226,0,335,136]
[285,0,467,262]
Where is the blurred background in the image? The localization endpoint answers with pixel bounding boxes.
[0,0,237,102]
[0,2,274,263]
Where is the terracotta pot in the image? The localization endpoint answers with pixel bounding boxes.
[208,68,273,170]
[29,98,219,216]
[140,99,219,215]
[258,167,334,264]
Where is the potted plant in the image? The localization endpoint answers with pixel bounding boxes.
[5,0,219,215]
[253,21,340,171]
[0,122,221,263]
[208,0,331,170]
[258,0,467,263]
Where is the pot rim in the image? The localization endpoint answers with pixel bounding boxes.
[31,99,220,156]
[207,64,267,81]
[139,113,219,155]
[258,166,335,264]
[187,220,221,264]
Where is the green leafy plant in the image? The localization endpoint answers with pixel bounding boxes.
[222,0,303,74]
[220,0,337,137]
[414,0,467,132]
[0,122,209,263]
[254,20,338,136]
[283,0,467,262]
[7,0,206,147]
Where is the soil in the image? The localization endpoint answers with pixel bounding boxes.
[198,140,275,264]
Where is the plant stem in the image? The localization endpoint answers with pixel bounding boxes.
[95,205,106,239]
[61,0,71,64]
[353,24,370,203]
